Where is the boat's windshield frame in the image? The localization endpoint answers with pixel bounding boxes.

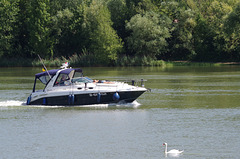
[32,68,83,92]
[38,75,52,85]
[71,77,93,84]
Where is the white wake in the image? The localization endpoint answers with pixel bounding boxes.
[0,100,26,107]
[0,100,141,108]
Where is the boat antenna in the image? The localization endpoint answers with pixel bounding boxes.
[37,54,51,79]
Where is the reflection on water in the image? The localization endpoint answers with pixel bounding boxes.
[0,66,240,159]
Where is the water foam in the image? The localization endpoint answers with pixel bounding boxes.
[0,100,25,107]
[0,100,141,108]
[110,100,141,108]
[72,100,141,108]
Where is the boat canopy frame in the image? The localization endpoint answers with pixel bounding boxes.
[32,68,83,92]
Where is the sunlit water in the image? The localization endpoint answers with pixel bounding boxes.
[0,66,240,159]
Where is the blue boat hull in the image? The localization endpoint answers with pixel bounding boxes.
[28,90,145,106]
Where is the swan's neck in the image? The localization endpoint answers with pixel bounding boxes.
[164,144,167,153]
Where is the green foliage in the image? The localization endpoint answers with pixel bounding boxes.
[1,0,240,65]
[85,0,123,64]
[126,11,171,58]
[51,8,76,56]
[0,0,19,57]
[206,1,232,31]
[115,55,166,66]
[223,2,240,60]
[193,14,216,62]
[107,0,128,39]
[69,53,99,67]
[14,0,31,57]
[223,3,240,35]
[205,1,233,61]
[27,0,53,58]
[165,3,196,60]
[125,0,156,17]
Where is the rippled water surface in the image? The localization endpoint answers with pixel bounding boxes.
[0,66,240,159]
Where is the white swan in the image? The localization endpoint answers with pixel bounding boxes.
[163,143,184,155]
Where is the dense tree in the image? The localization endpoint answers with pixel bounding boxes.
[50,0,83,15]
[27,0,53,58]
[14,0,31,57]
[51,8,76,56]
[223,2,240,60]
[205,1,232,61]
[126,11,171,58]
[107,0,128,39]
[159,1,196,60]
[0,0,240,63]
[84,0,123,64]
[49,0,86,57]
[0,0,19,58]
[193,15,216,61]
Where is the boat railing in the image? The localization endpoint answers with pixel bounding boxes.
[119,79,146,87]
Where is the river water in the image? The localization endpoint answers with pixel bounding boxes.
[0,66,240,159]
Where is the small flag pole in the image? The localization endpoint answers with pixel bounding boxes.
[37,54,51,79]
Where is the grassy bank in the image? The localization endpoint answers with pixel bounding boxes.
[167,61,223,67]
[0,55,235,67]
[0,54,169,67]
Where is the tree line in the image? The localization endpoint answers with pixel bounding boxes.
[1,0,240,66]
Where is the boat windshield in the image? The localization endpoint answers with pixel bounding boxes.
[39,75,52,85]
[72,77,93,84]
[35,69,59,85]
[54,73,70,86]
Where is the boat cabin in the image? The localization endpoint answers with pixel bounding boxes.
[32,68,83,92]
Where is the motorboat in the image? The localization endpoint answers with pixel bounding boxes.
[26,66,147,106]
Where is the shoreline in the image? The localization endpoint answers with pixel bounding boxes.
[0,57,239,67]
